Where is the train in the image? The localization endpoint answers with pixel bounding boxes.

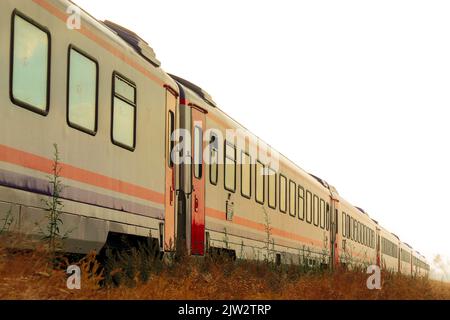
[0,0,429,277]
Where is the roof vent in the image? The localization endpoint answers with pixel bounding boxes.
[355,207,368,215]
[309,173,329,189]
[169,74,217,108]
[103,20,161,67]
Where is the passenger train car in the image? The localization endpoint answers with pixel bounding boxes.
[0,0,429,277]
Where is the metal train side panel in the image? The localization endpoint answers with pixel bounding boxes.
[0,0,179,253]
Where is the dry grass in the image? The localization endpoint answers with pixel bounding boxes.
[0,237,449,300]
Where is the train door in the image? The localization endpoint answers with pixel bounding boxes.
[376,228,381,267]
[191,106,206,255]
[328,187,340,269]
[164,88,177,251]
[330,202,339,268]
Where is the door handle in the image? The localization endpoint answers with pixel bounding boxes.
[194,196,199,212]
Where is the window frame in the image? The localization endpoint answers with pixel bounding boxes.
[356,221,360,243]
[279,174,287,213]
[313,195,319,227]
[365,226,369,247]
[167,110,175,168]
[359,222,363,244]
[347,216,351,240]
[209,133,219,186]
[320,199,325,229]
[10,10,51,116]
[360,222,363,244]
[352,218,356,241]
[111,71,137,151]
[255,160,266,204]
[224,140,237,193]
[66,45,99,135]
[267,168,277,209]
[240,150,252,199]
[371,229,377,249]
[306,190,312,224]
[342,212,347,237]
[193,125,203,179]
[288,180,296,218]
[297,185,305,221]
[326,203,330,231]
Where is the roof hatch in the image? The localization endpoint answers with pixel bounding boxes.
[169,74,217,108]
[103,20,161,67]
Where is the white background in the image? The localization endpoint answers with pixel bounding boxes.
[73,0,450,280]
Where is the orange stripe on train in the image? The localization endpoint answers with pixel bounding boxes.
[206,207,323,247]
[0,144,164,205]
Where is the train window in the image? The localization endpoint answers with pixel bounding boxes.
[371,230,375,248]
[306,191,312,223]
[362,225,367,245]
[364,225,367,246]
[371,230,374,248]
[346,215,351,239]
[348,216,351,240]
[298,186,305,220]
[342,212,347,237]
[356,221,361,243]
[357,222,361,243]
[359,223,364,245]
[360,223,363,244]
[320,199,325,229]
[326,203,330,230]
[194,126,203,179]
[224,141,236,192]
[364,226,367,246]
[360,223,364,244]
[240,151,252,199]
[366,226,369,246]
[313,195,319,227]
[256,161,265,204]
[373,231,376,249]
[268,168,277,209]
[335,209,339,234]
[112,73,136,150]
[279,175,287,213]
[67,46,98,134]
[209,134,218,185]
[115,74,136,102]
[366,227,369,247]
[11,11,50,115]
[289,180,296,217]
[167,110,175,168]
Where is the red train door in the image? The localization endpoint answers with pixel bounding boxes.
[164,88,177,251]
[191,106,206,255]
